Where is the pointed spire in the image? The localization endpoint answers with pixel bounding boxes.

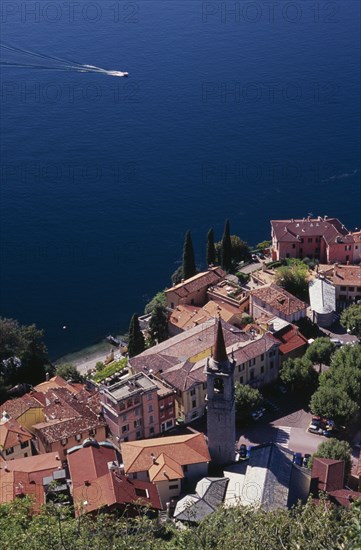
[213,317,228,364]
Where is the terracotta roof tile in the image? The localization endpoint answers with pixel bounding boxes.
[33,417,106,444]
[149,452,184,482]
[166,267,225,298]
[73,471,161,515]
[0,418,33,450]
[250,284,307,316]
[0,395,43,420]
[68,446,118,487]
[121,433,210,474]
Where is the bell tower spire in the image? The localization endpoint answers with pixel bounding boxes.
[205,318,236,465]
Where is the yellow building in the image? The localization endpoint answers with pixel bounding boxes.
[0,395,45,433]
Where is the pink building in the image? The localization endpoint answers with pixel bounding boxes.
[100,373,162,443]
[271,216,360,264]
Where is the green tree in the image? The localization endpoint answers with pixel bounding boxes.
[305,337,336,373]
[144,290,167,315]
[234,383,262,421]
[206,228,216,266]
[56,363,84,383]
[274,262,309,301]
[149,305,168,345]
[220,219,232,272]
[182,230,197,280]
[340,304,361,339]
[0,317,50,389]
[310,385,358,425]
[331,342,361,371]
[313,438,352,481]
[280,357,317,391]
[256,240,271,251]
[128,314,145,358]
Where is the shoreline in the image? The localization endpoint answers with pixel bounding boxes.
[55,334,128,375]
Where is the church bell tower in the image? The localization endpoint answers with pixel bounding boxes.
[205,318,236,465]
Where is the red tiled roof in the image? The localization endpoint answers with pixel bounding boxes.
[328,489,361,508]
[274,325,308,355]
[34,376,82,395]
[0,452,61,511]
[271,218,349,243]
[0,418,33,450]
[68,446,118,487]
[0,395,43,420]
[73,470,161,515]
[166,267,225,298]
[121,433,210,475]
[250,284,307,317]
[311,457,344,492]
[130,319,249,392]
[33,417,105,444]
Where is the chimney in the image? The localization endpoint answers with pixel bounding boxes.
[45,372,50,381]
[150,453,156,464]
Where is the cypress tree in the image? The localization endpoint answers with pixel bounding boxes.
[128,313,145,358]
[206,228,216,266]
[221,219,232,271]
[182,230,196,280]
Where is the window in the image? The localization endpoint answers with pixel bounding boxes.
[260,354,264,361]
[348,287,354,292]
[249,358,255,367]
[119,402,125,411]
[122,414,127,421]
[261,366,264,374]
[192,400,196,409]
[300,238,304,243]
[136,431,141,439]
[190,389,196,396]
[127,399,133,408]
[134,396,140,405]
[134,419,141,428]
[122,425,129,433]
[357,287,361,292]
[166,420,173,428]
[147,393,152,401]
[149,415,154,424]
[149,427,154,435]
[20,440,29,449]
[5,447,14,455]
[250,370,254,380]
[292,244,295,249]
[345,245,351,251]
[134,408,139,416]
[171,302,174,309]
[270,361,274,369]
[75,434,81,442]
[148,404,153,413]
[214,377,224,394]
[341,286,346,291]
[308,238,312,243]
[316,237,321,243]
[240,376,243,384]
[169,484,178,490]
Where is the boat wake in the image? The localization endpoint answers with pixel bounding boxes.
[0,43,128,77]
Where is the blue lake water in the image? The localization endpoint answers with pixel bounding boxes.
[0,1,360,358]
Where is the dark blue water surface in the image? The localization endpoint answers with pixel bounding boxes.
[1,1,360,358]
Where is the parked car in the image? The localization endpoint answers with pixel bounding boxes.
[251,407,266,421]
[293,452,303,466]
[308,425,324,435]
